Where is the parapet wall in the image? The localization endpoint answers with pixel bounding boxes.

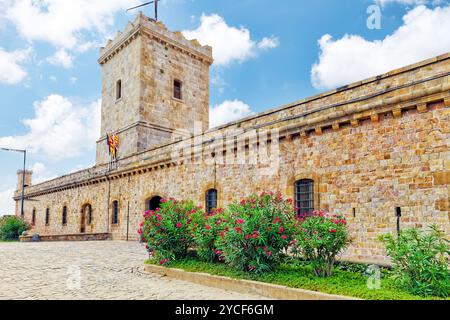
[15,53,450,201]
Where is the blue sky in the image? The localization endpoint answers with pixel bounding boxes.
[1,0,450,214]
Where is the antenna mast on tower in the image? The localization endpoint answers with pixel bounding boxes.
[126,0,159,21]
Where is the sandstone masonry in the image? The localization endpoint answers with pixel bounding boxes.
[15,13,450,264]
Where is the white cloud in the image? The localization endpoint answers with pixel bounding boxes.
[183,14,279,66]
[47,49,73,69]
[0,47,32,85]
[210,100,254,128]
[0,188,15,216]
[375,0,445,6]
[5,0,143,49]
[311,5,450,90]
[0,95,101,161]
[69,77,78,84]
[258,36,280,50]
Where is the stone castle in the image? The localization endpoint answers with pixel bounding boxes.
[15,13,449,264]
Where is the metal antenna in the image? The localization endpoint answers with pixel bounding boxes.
[126,0,159,21]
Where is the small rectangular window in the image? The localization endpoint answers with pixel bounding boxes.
[62,206,67,225]
[112,201,119,225]
[45,208,50,226]
[116,79,122,100]
[174,80,182,100]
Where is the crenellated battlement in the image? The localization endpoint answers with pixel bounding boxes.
[98,12,213,65]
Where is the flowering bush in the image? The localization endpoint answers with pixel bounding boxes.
[217,192,296,273]
[379,225,449,297]
[292,211,350,277]
[190,208,228,262]
[140,198,198,265]
[0,216,30,241]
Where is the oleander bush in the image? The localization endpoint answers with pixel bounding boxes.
[0,215,30,241]
[291,211,351,277]
[190,208,228,262]
[139,198,200,265]
[379,225,450,297]
[216,192,297,273]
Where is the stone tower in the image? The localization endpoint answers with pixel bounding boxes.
[95,13,213,165]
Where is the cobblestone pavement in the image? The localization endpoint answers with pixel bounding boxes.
[0,241,265,300]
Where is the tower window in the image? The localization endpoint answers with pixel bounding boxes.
[295,179,315,216]
[112,200,119,225]
[174,79,182,100]
[116,79,122,100]
[62,206,67,225]
[45,208,50,226]
[205,189,218,214]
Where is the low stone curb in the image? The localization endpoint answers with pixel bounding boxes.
[143,264,361,300]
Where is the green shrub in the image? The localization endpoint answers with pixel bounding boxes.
[140,198,199,265]
[292,211,351,277]
[379,225,450,297]
[0,216,30,241]
[217,192,296,273]
[190,208,228,262]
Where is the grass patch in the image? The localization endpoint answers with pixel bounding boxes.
[146,257,448,300]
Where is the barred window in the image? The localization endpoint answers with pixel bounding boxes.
[86,204,92,225]
[45,208,50,226]
[205,189,218,214]
[295,179,314,216]
[62,206,67,225]
[31,209,36,226]
[112,201,119,225]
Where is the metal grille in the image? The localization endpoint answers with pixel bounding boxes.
[62,206,67,225]
[87,205,92,225]
[45,208,50,226]
[205,189,218,214]
[295,179,314,216]
[112,201,119,224]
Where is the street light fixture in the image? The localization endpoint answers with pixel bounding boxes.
[1,148,26,217]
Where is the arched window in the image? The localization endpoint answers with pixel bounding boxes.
[31,209,36,226]
[112,201,119,225]
[45,208,50,226]
[295,179,315,216]
[62,206,67,225]
[205,189,218,214]
[146,196,162,211]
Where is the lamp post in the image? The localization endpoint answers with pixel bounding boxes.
[1,148,26,217]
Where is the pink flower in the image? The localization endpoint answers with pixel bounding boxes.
[205,225,211,230]
[156,214,162,221]
[237,218,244,224]
[176,222,182,228]
[330,229,337,233]
[253,234,258,239]
[215,250,222,255]
[281,235,287,240]
[279,227,285,233]
[263,246,268,251]
[159,259,168,265]
[266,251,272,256]
[245,234,252,240]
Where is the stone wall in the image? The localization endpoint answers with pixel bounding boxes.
[14,21,450,264]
